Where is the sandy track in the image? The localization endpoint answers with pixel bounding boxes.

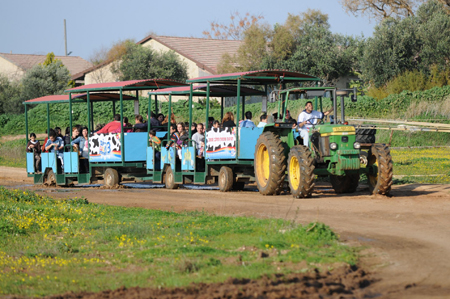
[2,166,450,298]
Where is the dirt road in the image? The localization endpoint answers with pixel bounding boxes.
[2,166,450,298]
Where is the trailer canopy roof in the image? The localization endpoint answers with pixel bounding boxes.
[187,69,320,84]
[148,85,266,97]
[65,78,187,93]
[24,93,137,105]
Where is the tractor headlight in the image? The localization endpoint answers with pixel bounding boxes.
[329,142,337,150]
[353,142,361,149]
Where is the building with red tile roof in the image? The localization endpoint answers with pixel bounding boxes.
[0,53,92,81]
[76,35,242,85]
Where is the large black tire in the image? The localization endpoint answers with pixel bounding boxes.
[219,166,234,192]
[355,127,376,135]
[330,173,360,194]
[288,146,315,198]
[104,168,119,187]
[368,144,393,195]
[254,132,287,195]
[356,134,376,144]
[165,167,179,189]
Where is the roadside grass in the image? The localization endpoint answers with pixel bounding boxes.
[0,187,357,297]
[0,139,27,168]
[390,147,450,184]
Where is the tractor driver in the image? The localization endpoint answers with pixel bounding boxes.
[297,101,333,146]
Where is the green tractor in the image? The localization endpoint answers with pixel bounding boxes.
[254,87,393,197]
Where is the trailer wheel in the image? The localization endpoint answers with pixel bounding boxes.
[46,169,56,186]
[330,173,360,194]
[104,168,119,187]
[218,166,234,192]
[288,146,315,198]
[254,132,287,195]
[165,167,179,189]
[368,144,393,195]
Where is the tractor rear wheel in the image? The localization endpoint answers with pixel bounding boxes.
[104,168,119,187]
[288,146,315,198]
[254,132,287,195]
[165,167,179,189]
[368,144,393,195]
[330,173,360,194]
[218,166,234,192]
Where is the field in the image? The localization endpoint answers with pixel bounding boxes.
[0,187,357,297]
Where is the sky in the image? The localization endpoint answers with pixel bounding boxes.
[0,0,375,62]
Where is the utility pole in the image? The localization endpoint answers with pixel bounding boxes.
[64,19,67,56]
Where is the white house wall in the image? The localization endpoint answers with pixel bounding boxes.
[0,57,24,81]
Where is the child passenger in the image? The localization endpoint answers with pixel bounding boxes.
[27,133,41,173]
[45,129,64,166]
[149,130,161,170]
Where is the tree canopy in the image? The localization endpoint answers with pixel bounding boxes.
[21,52,72,101]
[112,43,188,82]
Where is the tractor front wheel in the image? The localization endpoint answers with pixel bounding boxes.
[254,132,287,195]
[288,145,315,198]
[368,144,393,195]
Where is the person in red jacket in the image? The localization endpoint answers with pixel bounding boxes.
[96,114,122,134]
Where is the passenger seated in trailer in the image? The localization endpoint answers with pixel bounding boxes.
[162,112,176,125]
[222,112,236,128]
[208,117,215,129]
[191,122,197,135]
[71,126,90,173]
[45,129,64,166]
[133,114,147,132]
[41,129,50,153]
[55,127,64,139]
[177,122,189,146]
[27,133,41,173]
[96,114,122,134]
[149,130,161,170]
[257,114,268,127]
[157,113,165,124]
[93,123,105,133]
[123,117,133,133]
[212,120,220,129]
[239,111,256,128]
[149,112,160,131]
[191,123,205,157]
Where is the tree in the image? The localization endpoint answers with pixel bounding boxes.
[202,11,264,40]
[340,0,424,20]
[21,52,72,101]
[360,17,421,86]
[0,75,23,114]
[417,0,450,70]
[217,23,270,73]
[113,43,188,82]
[269,24,361,85]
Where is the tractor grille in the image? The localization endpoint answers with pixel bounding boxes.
[337,149,360,170]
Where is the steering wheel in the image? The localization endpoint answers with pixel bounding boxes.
[307,117,324,129]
